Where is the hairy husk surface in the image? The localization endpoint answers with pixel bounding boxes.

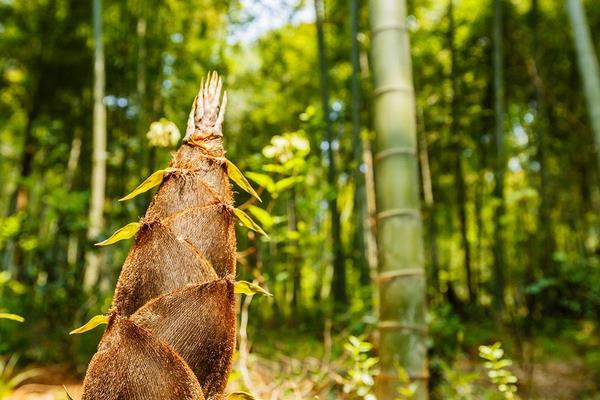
[82,73,236,400]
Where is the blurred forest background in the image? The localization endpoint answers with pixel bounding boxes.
[1,0,600,399]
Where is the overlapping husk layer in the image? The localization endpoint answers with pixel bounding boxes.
[82,73,236,400]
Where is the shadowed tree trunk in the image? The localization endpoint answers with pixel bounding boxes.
[565,0,600,166]
[288,187,302,318]
[492,0,506,314]
[370,0,429,398]
[565,0,600,164]
[84,0,108,290]
[529,0,558,316]
[448,0,474,304]
[417,106,439,295]
[351,0,370,286]
[314,0,346,306]
[7,106,38,281]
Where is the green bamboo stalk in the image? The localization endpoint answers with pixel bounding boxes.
[314,0,347,306]
[369,1,428,398]
[351,0,370,285]
[84,0,107,290]
[492,0,506,313]
[565,0,600,164]
[448,0,474,303]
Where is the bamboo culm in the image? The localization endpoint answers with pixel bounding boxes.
[369,0,429,398]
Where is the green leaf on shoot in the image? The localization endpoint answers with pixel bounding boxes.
[234,281,273,297]
[245,172,274,191]
[95,222,141,246]
[227,392,258,400]
[247,205,274,229]
[0,313,24,322]
[119,169,168,201]
[225,160,261,202]
[69,315,109,335]
[232,208,269,238]
[63,385,77,400]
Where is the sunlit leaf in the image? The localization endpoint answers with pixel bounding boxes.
[232,208,269,238]
[69,315,109,335]
[226,160,261,202]
[234,281,272,297]
[119,169,168,201]
[227,392,258,400]
[262,164,286,174]
[247,205,274,229]
[63,386,76,400]
[245,172,274,191]
[0,313,24,322]
[285,230,300,241]
[274,176,302,193]
[94,222,141,246]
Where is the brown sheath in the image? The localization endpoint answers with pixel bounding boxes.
[82,72,236,400]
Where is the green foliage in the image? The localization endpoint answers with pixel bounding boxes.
[146,118,181,148]
[94,222,141,246]
[429,304,466,362]
[233,208,269,238]
[394,367,418,400]
[551,252,600,318]
[0,214,23,248]
[0,313,24,323]
[234,281,273,297]
[0,0,599,397]
[479,343,519,399]
[119,169,169,202]
[226,160,261,202]
[69,314,109,335]
[436,361,478,400]
[342,335,378,400]
[0,355,39,398]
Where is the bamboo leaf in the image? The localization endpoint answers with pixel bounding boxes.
[0,313,24,322]
[119,169,168,201]
[234,281,272,297]
[245,172,275,191]
[94,222,141,246]
[226,160,261,202]
[247,205,274,229]
[69,315,109,335]
[63,385,77,400]
[232,208,269,238]
[273,176,302,193]
[227,392,258,400]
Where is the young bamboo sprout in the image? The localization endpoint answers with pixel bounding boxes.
[80,72,266,400]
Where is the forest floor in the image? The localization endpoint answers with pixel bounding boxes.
[7,337,600,400]
[7,355,594,400]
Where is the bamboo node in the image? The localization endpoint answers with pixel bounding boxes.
[374,146,416,162]
[372,23,407,36]
[376,208,420,221]
[377,371,430,381]
[378,320,428,334]
[373,84,414,97]
[377,268,424,282]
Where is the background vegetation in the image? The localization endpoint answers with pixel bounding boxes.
[0,0,599,398]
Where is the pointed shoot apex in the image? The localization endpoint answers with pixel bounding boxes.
[184,71,228,143]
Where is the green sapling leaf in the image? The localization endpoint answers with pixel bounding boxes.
[119,169,169,201]
[226,160,262,202]
[69,315,109,335]
[95,222,141,246]
[234,281,273,297]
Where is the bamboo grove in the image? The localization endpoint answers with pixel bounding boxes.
[1,0,600,398]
